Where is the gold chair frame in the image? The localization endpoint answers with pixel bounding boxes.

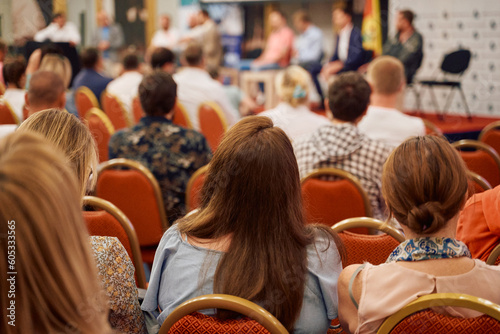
[198,101,229,133]
[478,121,500,141]
[487,243,500,265]
[174,101,193,129]
[332,217,405,242]
[102,91,133,127]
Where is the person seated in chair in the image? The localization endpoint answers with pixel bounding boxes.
[72,47,112,102]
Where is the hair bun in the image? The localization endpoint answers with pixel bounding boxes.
[407,201,446,234]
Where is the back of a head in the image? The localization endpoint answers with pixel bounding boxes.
[123,53,140,71]
[39,54,72,89]
[275,65,310,107]
[151,47,175,69]
[0,131,111,334]
[18,108,97,199]
[27,71,65,112]
[382,135,468,235]
[139,70,177,117]
[81,47,100,69]
[2,58,26,88]
[328,72,371,122]
[367,56,405,96]
[182,42,203,67]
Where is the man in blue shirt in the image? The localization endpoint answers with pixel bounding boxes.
[72,47,112,101]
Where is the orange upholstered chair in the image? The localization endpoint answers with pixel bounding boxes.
[332,217,405,267]
[486,244,500,265]
[0,81,5,95]
[96,158,169,264]
[377,293,500,334]
[132,96,145,124]
[159,294,288,334]
[422,119,443,136]
[467,170,492,198]
[185,165,208,212]
[452,140,500,187]
[75,86,100,120]
[82,196,147,288]
[0,99,19,125]
[479,121,500,156]
[85,108,115,163]
[173,102,193,129]
[301,168,373,233]
[101,91,132,130]
[198,101,228,152]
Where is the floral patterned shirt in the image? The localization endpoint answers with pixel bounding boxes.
[109,116,212,223]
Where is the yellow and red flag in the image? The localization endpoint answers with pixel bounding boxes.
[362,0,383,56]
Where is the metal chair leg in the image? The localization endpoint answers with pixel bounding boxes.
[442,87,456,116]
[458,85,472,120]
[428,86,442,120]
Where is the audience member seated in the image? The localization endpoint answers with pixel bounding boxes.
[358,56,425,146]
[294,72,392,220]
[321,6,364,79]
[17,108,147,333]
[151,14,179,50]
[260,66,329,142]
[0,131,113,334]
[72,47,112,102]
[25,71,66,117]
[34,12,81,46]
[106,53,143,118]
[245,10,294,70]
[2,58,26,121]
[457,185,500,262]
[92,10,124,64]
[109,70,212,223]
[0,39,7,85]
[174,42,239,130]
[383,9,423,84]
[151,47,176,74]
[142,116,344,333]
[338,135,500,334]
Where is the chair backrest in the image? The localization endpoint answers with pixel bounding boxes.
[75,86,100,120]
[422,119,443,136]
[332,217,405,267]
[82,196,147,289]
[0,81,5,95]
[479,121,500,156]
[486,243,500,265]
[377,293,500,334]
[301,168,372,232]
[467,170,492,197]
[96,158,169,248]
[159,294,288,334]
[101,91,132,130]
[0,99,19,125]
[198,101,228,152]
[85,108,115,163]
[441,49,471,75]
[186,165,209,212]
[132,96,145,124]
[452,140,500,187]
[173,101,193,129]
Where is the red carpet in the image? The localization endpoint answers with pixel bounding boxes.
[405,111,500,135]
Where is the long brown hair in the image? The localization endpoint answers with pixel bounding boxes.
[0,131,112,333]
[382,135,468,235]
[177,116,343,331]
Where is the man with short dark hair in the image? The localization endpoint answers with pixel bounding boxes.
[173,42,239,130]
[150,47,176,74]
[294,72,393,220]
[72,47,112,100]
[383,9,423,84]
[107,53,143,116]
[109,70,212,222]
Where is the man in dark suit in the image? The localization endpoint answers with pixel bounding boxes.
[321,6,364,79]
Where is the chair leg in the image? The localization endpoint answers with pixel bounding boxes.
[458,86,472,121]
[413,85,422,115]
[442,87,456,117]
[429,87,442,120]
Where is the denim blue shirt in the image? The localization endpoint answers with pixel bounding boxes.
[142,224,342,333]
[295,25,324,64]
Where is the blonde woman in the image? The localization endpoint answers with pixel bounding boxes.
[0,131,113,334]
[17,108,147,333]
[39,53,72,89]
[260,65,329,142]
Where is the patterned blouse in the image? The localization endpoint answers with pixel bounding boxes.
[109,116,212,223]
[89,236,147,333]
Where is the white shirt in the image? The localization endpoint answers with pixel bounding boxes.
[106,71,143,119]
[357,105,426,147]
[34,22,81,45]
[3,88,25,122]
[260,102,330,142]
[173,67,239,131]
[337,23,353,62]
[151,28,179,49]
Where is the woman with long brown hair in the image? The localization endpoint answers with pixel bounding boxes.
[143,116,344,333]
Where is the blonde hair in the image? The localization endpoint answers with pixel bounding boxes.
[275,65,310,107]
[367,55,405,95]
[39,54,72,89]
[18,108,97,199]
[0,131,112,334]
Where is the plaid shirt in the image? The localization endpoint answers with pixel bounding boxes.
[294,123,393,220]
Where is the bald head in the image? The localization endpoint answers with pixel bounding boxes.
[26,71,66,115]
[367,56,405,95]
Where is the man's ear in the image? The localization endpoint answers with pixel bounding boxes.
[24,92,30,108]
[59,92,67,109]
[324,98,333,121]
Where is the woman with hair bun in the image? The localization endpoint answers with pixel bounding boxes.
[337,135,500,334]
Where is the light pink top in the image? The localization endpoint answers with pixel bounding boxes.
[260,26,295,67]
[355,260,500,334]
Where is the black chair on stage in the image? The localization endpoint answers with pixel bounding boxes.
[418,49,472,120]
